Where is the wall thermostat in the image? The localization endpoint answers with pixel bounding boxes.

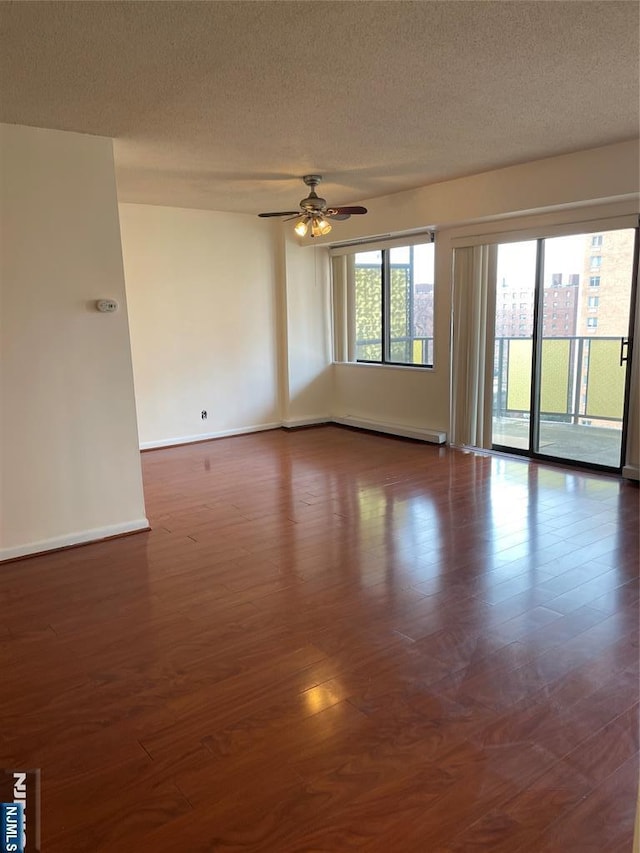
[96,299,118,313]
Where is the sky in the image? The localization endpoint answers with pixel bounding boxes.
[497,235,587,291]
[355,243,435,284]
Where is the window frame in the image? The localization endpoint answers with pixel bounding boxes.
[352,241,435,369]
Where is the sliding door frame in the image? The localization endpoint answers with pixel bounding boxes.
[619,229,640,471]
[491,226,639,474]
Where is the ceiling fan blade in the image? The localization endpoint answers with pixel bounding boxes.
[329,206,368,215]
[260,181,367,228]
[258,211,300,218]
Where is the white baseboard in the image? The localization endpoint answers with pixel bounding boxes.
[139,417,446,451]
[333,416,447,444]
[282,416,331,429]
[622,464,639,481]
[140,422,281,450]
[0,518,150,563]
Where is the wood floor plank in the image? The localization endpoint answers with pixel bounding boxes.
[0,425,637,851]
[525,753,639,852]
[435,758,592,852]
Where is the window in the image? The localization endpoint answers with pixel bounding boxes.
[587,317,598,328]
[354,250,382,361]
[354,241,435,366]
[590,255,602,268]
[589,276,600,287]
[591,235,603,247]
[588,296,599,308]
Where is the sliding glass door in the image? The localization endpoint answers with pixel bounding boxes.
[492,228,637,470]
[492,241,537,450]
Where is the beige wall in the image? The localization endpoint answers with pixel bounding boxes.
[326,142,639,462]
[332,236,451,434]
[119,203,282,447]
[3,129,635,562]
[281,232,332,425]
[305,140,639,246]
[0,124,147,559]
[121,142,638,471]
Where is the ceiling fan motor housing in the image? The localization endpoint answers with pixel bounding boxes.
[300,194,327,212]
[257,174,367,223]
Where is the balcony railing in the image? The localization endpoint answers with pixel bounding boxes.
[494,336,625,424]
[356,336,434,365]
[354,335,624,426]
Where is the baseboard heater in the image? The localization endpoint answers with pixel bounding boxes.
[333,416,446,445]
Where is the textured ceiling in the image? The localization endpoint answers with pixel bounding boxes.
[1,1,638,214]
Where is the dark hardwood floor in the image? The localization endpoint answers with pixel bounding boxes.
[1,425,638,851]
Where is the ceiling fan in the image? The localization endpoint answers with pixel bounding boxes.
[258,175,367,237]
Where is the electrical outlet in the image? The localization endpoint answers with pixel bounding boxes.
[201,410,207,419]
[96,299,118,313]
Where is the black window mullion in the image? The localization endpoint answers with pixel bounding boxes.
[408,246,414,364]
[353,240,434,368]
[529,239,545,454]
[619,225,640,470]
[382,249,391,362]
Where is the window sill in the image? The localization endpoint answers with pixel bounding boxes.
[334,361,436,373]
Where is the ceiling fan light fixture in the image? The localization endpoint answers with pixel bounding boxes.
[311,215,332,238]
[317,216,332,235]
[294,217,309,237]
[258,175,366,234]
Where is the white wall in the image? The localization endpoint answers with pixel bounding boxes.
[332,235,451,435]
[4,132,634,563]
[120,141,639,475]
[333,364,449,435]
[0,123,148,560]
[119,204,282,447]
[327,141,639,449]
[281,233,332,426]
[306,140,640,245]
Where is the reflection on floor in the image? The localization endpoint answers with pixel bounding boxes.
[1,425,638,851]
